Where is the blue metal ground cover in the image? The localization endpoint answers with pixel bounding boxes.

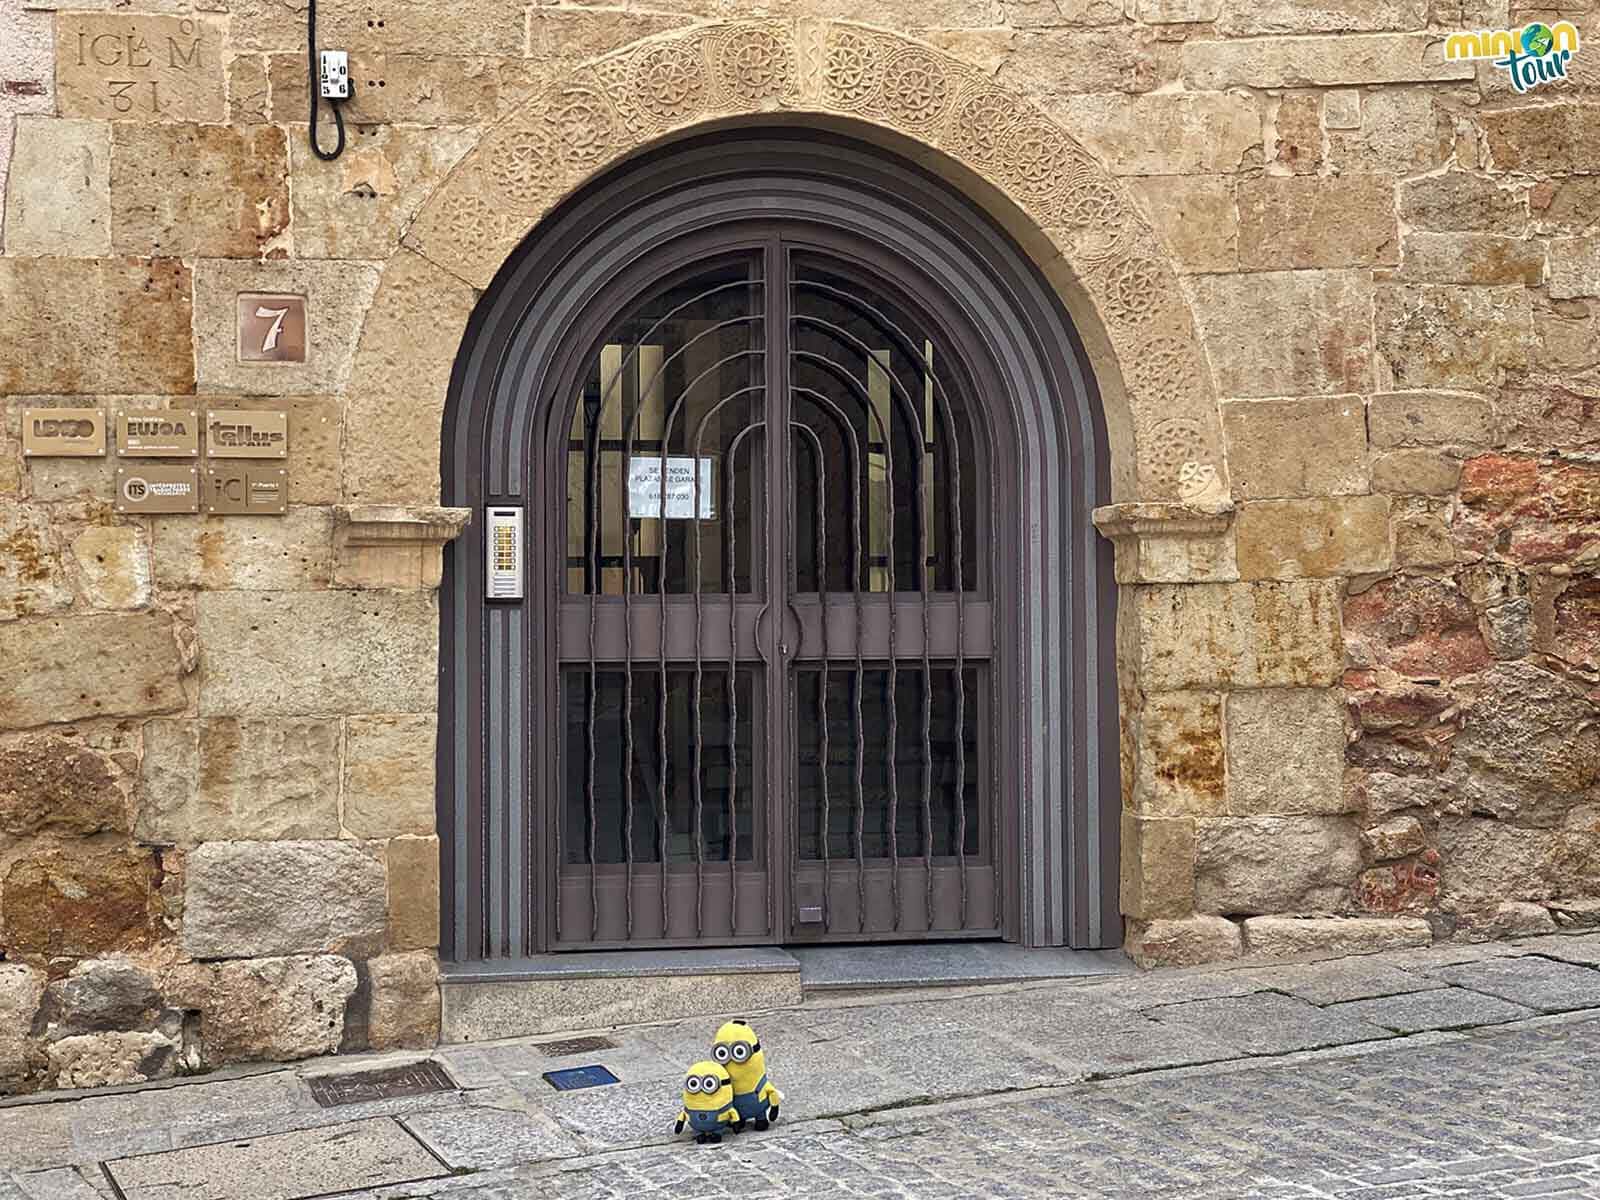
[542,1064,621,1091]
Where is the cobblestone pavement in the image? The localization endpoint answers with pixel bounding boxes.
[7,933,1600,1198]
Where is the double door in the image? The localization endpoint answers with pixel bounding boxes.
[551,235,997,947]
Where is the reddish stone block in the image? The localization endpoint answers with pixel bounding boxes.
[1345,576,1493,681]
[1553,579,1600,671]
[1356,860,1441,912]
[1459,454,1541,507]
[0,846,164,965]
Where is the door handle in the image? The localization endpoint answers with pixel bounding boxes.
[785,600,804,661]
[754,601,772,665]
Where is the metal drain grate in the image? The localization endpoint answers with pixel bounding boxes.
[535,1035,618,1057]
[307,1060,457,1108]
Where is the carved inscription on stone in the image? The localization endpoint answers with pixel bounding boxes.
[56,14,225,124]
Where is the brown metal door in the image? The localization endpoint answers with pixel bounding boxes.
[554,237,996,948]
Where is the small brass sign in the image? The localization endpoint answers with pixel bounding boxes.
[206,466,288,515]
[206,410,288,458]
[117,409,199,457]
[116,465,200,514]
[22,407,106,457]
[237,293,307,363]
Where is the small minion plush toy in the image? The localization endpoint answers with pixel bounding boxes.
[712,1019,783,1131]
[674,1060,738,1144]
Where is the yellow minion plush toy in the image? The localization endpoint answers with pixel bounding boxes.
[712,1019,783,1130]
[674,1060,738,1144]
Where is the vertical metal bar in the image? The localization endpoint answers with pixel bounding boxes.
[916,347,934,932]
[621,364,637,942]
[723,423,768,936]
[867,348,901,932]
[657,387,673,940]
[584,392,603,942]
[792,422,829,929]
[508,617,525,954]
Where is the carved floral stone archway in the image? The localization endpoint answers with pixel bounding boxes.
[386,19,1227,505]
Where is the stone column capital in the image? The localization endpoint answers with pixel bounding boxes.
[333,505,473,589]
[1092,502,1238,584]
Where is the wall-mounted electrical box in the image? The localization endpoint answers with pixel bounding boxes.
[319,50,350,99]
[486,507,523,602]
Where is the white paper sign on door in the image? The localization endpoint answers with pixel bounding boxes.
[627,456,715,519]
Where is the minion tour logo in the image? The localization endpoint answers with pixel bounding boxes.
[1446,21,1581,93]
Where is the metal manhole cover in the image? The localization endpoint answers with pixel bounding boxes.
[543,1064,621,1091]
[307,1060,457,1108]
[536,1035,618,1057]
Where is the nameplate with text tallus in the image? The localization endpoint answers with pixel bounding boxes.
[206,410,288,459]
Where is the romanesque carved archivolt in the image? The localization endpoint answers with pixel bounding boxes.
[637,41,707,124]
[881,45,950,128]
[1144,417,1209,490]
[823,27,882,110]
[484,125,553,206]
[1100,255,1168,326]
[1000,119,1071,205]
[431,190,505,262]
[1055,165,1134,264]
[713,26,793,105]
[553,86,616,167]
[1124,334,1202,407]
[946,84,1022,168]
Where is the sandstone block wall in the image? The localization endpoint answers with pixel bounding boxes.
[1,0,1597,1089]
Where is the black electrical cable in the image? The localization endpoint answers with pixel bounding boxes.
[307,0,346,162]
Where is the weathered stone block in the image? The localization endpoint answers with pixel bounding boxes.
[1324,89,1361,130]
[367,950,440,1051]
[1195,816,1362,914]
[1242,916,1430,957]
[1344,575,1491,681]
[1217,0,1425,34]
[1450,663,1600,811]
[1131,691,1226,817]
[1193,272,1372,397]
[317,0,526,55]
[1549,238,1600,301]
[1134,581,1344,690]
[203,396,342,505]
[48,1031,175,1089]
[1400,232,1546,287]
[1399,173,1528,234]
[1,845,163,961]
[183,840,387,959]
[387,836,441,951]
[1130,176,1237,274]
[0,502,71,622]
[111,123,289,258]
[290,125,476,261]
[55,13,226,122]
[529,7,696,58]
[196,590,437,717]
[1534,177,1600,236]
[42,957,162,1036]
[1437,818,1558,906]
[1362,815,1427,861]
[1121,813,1196,920]
[138,717,341,843]
[1367,390,1495,447]
[1371,449,1461,496]
[0,611,185,730]
[0,963,45,1090]
[150,508,333,591]
[1185,33,1474,88]
[1226,689,1350,816]
[1236,497,1393,581]
[228,53,269,123]
[994,28,1171,97]
[343,251,479,504]
[1392,499,1457,569]
[1124,915,1242,968]
[1271,93,1323,176]
[1376,284,1533,391]
[3,117,110,256]
[267,52,532,126]
[0,258,193,394]
[71,525,151,610]
[192,259,379,396]
[344,714,438,838]
[1052,93,1261,176]
[1480,103,1600,174]
[1326,87,1457,177]
[1238,176,1398,269]
[1221,396,1368,500]
[0,732,131,837]
[165,955,357,1066]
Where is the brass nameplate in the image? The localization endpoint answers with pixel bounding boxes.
[22,407,106,457]
[116,465,200,514]
[118,409,199,457]
[206,410,287,458]
[206,466,288,514]
[237,293,307,363]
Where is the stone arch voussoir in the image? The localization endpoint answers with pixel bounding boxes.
[397,19,1224,503]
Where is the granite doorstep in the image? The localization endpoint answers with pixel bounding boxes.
[1324,987,1537,1034]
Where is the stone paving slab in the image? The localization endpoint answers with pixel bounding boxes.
[1427,956,1600,1013]
[1148,991,1395,1056]
[104,1118,446,1200]
[1509,933,1600,968]
[1244,959,1445,1006]
[0,1169,105,1200]
[1326,986,1537,1034]
[402,1105,585,1169]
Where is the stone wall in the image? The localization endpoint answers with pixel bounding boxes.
[1,0,1597,1090]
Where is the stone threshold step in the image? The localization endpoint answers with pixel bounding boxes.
[439,944,1132,1042]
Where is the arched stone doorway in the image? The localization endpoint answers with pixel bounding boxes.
[441,129,1121,959]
